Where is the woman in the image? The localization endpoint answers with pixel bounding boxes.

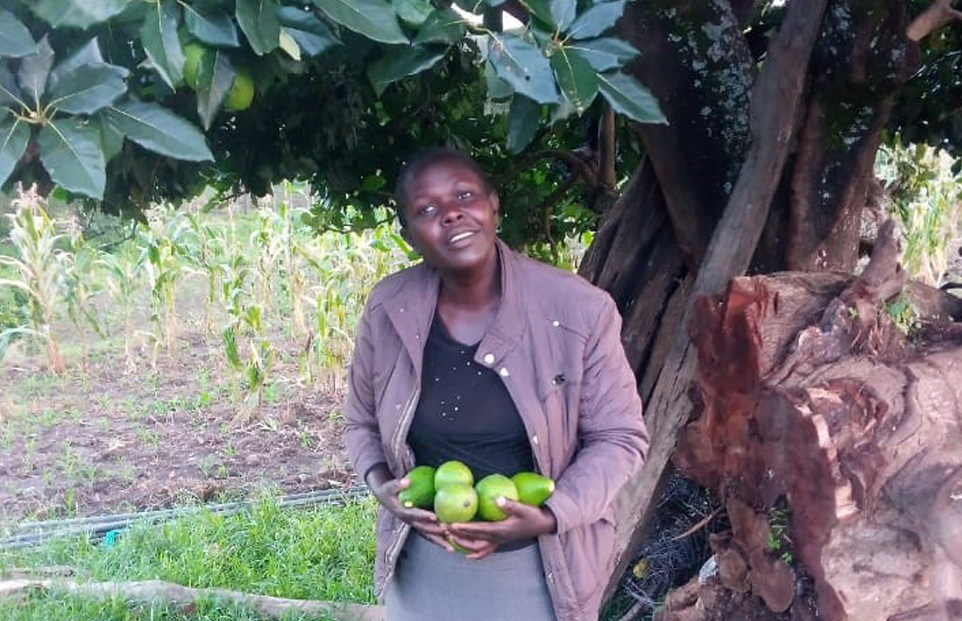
[343,147,649,621]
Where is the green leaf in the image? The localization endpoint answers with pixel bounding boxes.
[314,0,408,45]
[414,8,466,45]
[367,46,447,96]
[597,72,666,124]
[236,0,281,55]
[484,61,513,99]
[183,6,240,48]
[549,47,597,113]
[276,7,340,57]
[567,1,625,40]
[48,39,109,92]
[507,95,540,154]
[141,0,185,88]
[524,0,576,31]
[93,113,124,161]
[196,52,236,130]
[38,119,106,199]
[0,117,30,187]
[48,63,128,115]
[105,100,213,161]
[488,34,557,104]
[278,30,301,60]
[18,37,54,107]
[29,0,132,29]
[0,10,35,58]
[393,0,433,26]
[0,64,24,108]
[567,37,638,72]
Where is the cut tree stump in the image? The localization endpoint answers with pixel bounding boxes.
[669,222,962,621]
[0,577,384,621]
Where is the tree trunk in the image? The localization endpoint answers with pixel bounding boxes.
[669,223,962,621]
[587,0,932,610]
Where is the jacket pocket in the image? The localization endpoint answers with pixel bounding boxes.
[560,512,617,607]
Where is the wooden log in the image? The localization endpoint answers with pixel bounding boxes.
[0,578,384,621]
[672,223,962,621]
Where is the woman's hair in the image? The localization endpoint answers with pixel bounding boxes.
[393,147,494,227]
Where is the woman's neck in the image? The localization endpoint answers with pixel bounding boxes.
[437,246,501,311]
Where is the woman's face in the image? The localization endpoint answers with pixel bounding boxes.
[400,157,499,274]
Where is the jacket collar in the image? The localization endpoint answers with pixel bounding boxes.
[384,238,526,377]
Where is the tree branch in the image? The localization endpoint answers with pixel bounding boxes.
[599,104,617,190]
[0,578,383,621]
[498,149,599,190]
[907,0,962,41]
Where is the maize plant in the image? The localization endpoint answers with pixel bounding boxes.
[277,185,311,340]
[223,303,275,424]
[62,231,104,379]
[139,212,192,359]
[184,213,226,336]
[97,241,144,373]
[0,187,66,373]
[249,202,283,324]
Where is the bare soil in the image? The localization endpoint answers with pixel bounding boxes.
[0,279,354,526]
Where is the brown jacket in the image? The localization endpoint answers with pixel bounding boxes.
[343,240,649,621]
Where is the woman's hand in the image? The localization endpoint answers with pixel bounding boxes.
[365,464,454,551]
[446,498,557,560]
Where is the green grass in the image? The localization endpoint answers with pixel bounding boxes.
[0,496,378,621]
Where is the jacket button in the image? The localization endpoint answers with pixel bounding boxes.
[547,572,554,583]
[499,367,509,377]
[552,320,560,327]
[532,435,540,445]
[483,353,495,365]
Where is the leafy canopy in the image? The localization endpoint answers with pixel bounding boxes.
[0,0,665,233]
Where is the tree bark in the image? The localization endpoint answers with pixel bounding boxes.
[782,0,915,272]
[617,0,754,269]
[671,223,962,621]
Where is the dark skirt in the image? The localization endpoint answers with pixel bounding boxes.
[385,533,557,621]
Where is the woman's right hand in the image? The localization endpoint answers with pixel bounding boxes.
[366,464,454,552]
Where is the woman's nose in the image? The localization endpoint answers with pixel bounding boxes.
[440,203,465,224]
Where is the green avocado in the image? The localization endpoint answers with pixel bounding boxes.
[511,471,555,506]
[397,465,436,509]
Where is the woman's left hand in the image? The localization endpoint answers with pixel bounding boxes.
[445,498,557,560]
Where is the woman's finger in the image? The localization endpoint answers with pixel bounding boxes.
[419,532,455,552]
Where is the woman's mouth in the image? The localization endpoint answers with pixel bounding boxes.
[448,231,476,247]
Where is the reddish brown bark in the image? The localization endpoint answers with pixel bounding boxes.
[672,224,962,621]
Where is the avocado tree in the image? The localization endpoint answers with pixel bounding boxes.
[2,0,961,618]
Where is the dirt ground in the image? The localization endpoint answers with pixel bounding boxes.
[0,278,355,527]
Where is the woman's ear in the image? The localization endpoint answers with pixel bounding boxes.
[399,225,420,255]
[490,190,500,218]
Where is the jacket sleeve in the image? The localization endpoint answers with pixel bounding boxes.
[342,299,389,481]
[545,293,649,534]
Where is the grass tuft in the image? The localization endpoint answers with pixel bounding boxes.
[0,496,378,620]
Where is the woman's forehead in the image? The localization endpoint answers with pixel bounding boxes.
[409,157,484,186]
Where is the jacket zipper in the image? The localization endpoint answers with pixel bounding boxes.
[381,384,420,591]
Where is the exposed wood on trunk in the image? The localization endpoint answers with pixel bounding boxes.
[907,0,962,41]
[672,223,962,621]
[618,0,754,269]
[784,1,914,272]
[0,578,383,621]
[605,0,830,603]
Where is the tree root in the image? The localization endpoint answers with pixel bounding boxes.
[0,578,384,621]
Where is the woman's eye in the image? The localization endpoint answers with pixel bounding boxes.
[458,191,473,200]
[417,204,436,217]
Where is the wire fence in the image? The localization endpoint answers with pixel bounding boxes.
[0,486,370,550]
[618,470,723,617]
